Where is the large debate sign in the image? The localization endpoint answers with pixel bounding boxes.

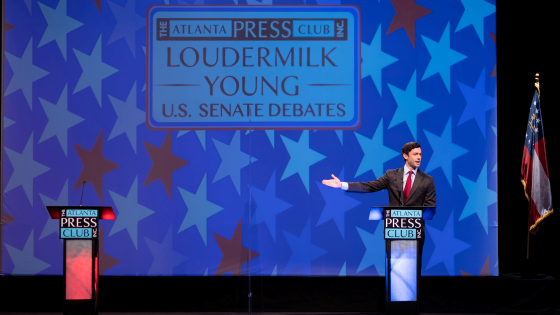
[2,0,496,277]
[147,6,360,129]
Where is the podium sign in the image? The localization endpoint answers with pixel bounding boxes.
[60,209,99,239]
[384,209,424,240]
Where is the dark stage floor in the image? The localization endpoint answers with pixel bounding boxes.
[2,274,559,314]
[1,313,560,315]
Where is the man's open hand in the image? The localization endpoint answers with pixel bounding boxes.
[322,174,342,188]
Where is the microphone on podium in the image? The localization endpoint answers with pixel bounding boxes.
[79,181,86,207]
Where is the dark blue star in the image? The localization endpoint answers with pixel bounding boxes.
[426,210,471,275]
[283,218,327,275]
[107,0,145,56]
[457,69,496,138]
[315,168,361,238]
[423,117,469,187]
[251,171,292,242]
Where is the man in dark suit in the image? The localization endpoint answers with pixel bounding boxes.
[322,142,436,207]
[323,142,435,306]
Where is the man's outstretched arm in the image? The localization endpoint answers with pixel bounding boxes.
[322,173,388,192]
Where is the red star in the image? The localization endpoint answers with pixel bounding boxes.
[4,22,15,33]
[93,0,101,12]
[99,226,120,275]
[386,0,432,48]
[213,219,259,276]
[460,256,490,276]
[74,131,120,202]
[490,33,497,77]
[143,131,189,199]
[1,212,16,225]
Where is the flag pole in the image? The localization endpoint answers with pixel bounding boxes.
[527,73,540,260]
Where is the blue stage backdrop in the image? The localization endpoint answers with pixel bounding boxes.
[2,0,496,276]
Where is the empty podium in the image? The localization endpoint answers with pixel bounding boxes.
[369,206,435,315]
[46,206,116,315]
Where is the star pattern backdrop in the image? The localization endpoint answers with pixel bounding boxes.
[2,0,497,277]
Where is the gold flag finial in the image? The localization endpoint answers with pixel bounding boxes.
[535,73,540,98]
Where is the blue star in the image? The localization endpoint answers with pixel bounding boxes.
[423,117,468,187]
[39,84,84,156]
[354,118,400,178]
[4,133,50,206]
[246,0,273,4]
[144,226,188,275]
[212,131,256,195]
[107,0,145,56]
[356,222,385,274]
[178,174,224,245]
[4,117,16,129]
[38,0,83,60]
[24,0,32,13]
[457,69,496,138]
[492,126,497,172]
[178,130,206,151]
[5,230,51,275]
[459,162,496,234]
[362,25,398,96]
[335,130,343,145]
[282,218,328,275]
[73,35,119,106]
[251,171,292,242]
[4,39,49,108]
[39,180,69,240]
[426,211,471,275]
[109,177,155,249]
[456,0,495,45]
[265,130,274,148]
[315,168,361,238]
[281,131,326,194]
[245,130,275,148]
[142,46,146,92]
[339,261,346,276]
[388,71,434,140]
[422,23,467,93]
[108,82,145,153]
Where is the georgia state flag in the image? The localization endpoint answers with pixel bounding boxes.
[521,90,554,233]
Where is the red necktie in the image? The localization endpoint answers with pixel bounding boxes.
[404,171,413,201]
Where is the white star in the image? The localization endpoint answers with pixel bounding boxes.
[528,140,531,144]
[535,128,538,132]
[536,118,540,123]
[534,101,536,105]
[536,109,539,113]
[525,133,527,138]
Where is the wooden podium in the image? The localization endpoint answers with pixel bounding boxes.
[46,206,116,315]
[369,206,435,315]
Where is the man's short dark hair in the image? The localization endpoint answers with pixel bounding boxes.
[402,142,421,161]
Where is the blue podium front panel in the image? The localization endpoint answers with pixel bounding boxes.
[390,240,417,302]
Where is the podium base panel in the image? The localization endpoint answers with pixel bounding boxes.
[64,299,95,315]
[388,301,418,315]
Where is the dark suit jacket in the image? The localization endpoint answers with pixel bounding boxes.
[346,167,436,207]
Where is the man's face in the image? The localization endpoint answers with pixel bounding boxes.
[404,147,422,169]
